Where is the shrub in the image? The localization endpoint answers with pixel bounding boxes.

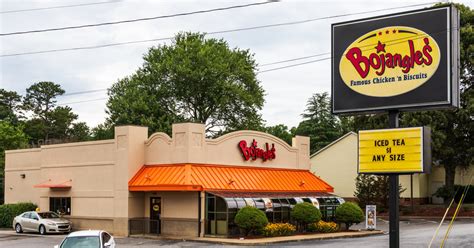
[262,223,296,237]
[234,206,268,236]
[308,220,339,233]
[0,202,37,228]
[433,185,474,203]
[291,202,322,231]
[335,202,364,230]
[354,174,405,210]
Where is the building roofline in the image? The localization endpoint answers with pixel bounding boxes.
[310,132,357,158]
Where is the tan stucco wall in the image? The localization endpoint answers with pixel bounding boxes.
[310,133,359,198]
[145,123,310,170]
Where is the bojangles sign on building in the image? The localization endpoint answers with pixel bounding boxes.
[332,6,459,114]
[239,139,276,162]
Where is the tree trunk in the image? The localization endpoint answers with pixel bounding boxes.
[444,165,456,203]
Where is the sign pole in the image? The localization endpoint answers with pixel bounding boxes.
[388,110,400,248]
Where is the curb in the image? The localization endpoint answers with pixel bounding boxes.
[180,230,385,246]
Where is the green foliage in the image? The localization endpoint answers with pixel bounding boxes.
[23,81,65,119]
[0,202,37,228]
[107,32,265,136]
[294,93,350,154]
[263,124,295,145]
[90,123,114,140]
[291,202,322,231]
[0,121,29,204]
[0,89,22,123]
[262,223,296,237]
[354,174,405,210]
[234,206,268,236]
[335,202,364,230]
[308,220,339,233]
[433,184,474,203]
[68,122,91,142]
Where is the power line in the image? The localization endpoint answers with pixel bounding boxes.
[60,88,108,97]
[0,0,122,14]
[0,1,274,37]
[57,98,108,106]
[259,52,331,67]
[0,2,437,58]
[55,26,457,100]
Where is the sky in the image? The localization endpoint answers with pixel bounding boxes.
[1,0,472,129]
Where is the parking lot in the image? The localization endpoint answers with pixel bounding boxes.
[1,218,473,247]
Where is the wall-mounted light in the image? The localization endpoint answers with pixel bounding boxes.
[20,174,26,179]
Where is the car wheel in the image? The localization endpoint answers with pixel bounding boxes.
[15,223,23,233]
[39,225,46,235]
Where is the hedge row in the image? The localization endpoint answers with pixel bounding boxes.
[0,202,37,228]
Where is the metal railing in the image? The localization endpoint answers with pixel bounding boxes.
[128,218,160,235]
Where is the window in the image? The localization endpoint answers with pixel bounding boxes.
[29,212,39,220]
[50,197,71,215]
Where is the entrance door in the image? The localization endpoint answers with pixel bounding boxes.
[150,197,161,234]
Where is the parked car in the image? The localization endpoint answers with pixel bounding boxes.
[13,211,72,235]
[55,230,115,248]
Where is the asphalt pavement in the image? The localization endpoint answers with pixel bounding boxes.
[0,218,473,247]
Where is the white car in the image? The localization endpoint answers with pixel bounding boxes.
[13,211,71,234]
[55,230,115,248]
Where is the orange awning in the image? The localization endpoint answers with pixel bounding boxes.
[34,179,72,189]
[129,164,333,193]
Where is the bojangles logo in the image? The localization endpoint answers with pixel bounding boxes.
[339,26,440,97]
[239,139,276,162]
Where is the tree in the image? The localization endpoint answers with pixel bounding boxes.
[106,32,265,136]
[263,124,295,145]
[0,89,22,123]
[335,202,364,230]
[234,206,268,236]
[91,123,114,140]
[0,121,28,204]
[22,82,65,141]
[354,174,405,211]
[291,202,322,231]
[294,93,346,154]
[68,122,91,142]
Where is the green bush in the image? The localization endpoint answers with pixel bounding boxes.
[433,185,474,203]
[291,202,322,231]
[234,206,268,236]
[262,223,296,237]
[335,202,364,230]
[0,202,37,228]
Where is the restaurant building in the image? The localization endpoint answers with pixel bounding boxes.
[5,123,337,237]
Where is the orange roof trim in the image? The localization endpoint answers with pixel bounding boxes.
[129,164,333,193]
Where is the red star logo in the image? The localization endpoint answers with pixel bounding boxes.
[375,41,386,53]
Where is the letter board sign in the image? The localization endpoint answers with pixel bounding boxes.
[332,6,459,114]
[358,127,431,174]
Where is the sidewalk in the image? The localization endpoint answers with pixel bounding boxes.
[158,230,384,245]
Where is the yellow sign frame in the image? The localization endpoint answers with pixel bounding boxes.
[358,127,431,174]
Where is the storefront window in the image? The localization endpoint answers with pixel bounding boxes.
[253,198,265,210]
[205,194,343,236]
[49,197,71,215]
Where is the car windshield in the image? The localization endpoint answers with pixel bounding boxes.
[60,236,100,248]
[38,212,60,219]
